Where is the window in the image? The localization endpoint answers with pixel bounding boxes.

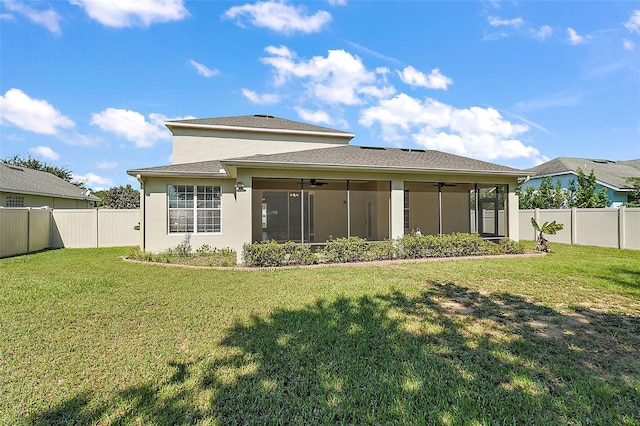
[404,189,410,232]
[168,185,221,233]
[6,195,24,207]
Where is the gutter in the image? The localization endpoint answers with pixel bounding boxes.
[219,160,527,178]
[165,122,355,140]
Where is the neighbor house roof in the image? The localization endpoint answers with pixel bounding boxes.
[525,157,640,191]
[0,163,100,201]
[165,114,355,139]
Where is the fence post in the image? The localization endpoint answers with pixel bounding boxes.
[571,207,577,245]
[96,208,100,248]
[534,208,540,240]
[619,206,626,249]
[26,208,31,254]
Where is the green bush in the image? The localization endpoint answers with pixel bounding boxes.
[284,241,318,265]
[321,237,370,263]
[397,233,498,259]
[366,239,397,261]
[242,240,286,267]
[499,238,525,254]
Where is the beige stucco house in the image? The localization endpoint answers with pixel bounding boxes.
[127,115,524,262]
[0,163,100,208]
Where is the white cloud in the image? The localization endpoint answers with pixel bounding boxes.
[70,0,188,28]
[488,16,524,27]
[623,39,636,51]
[567,27,587,45]
[90,108,170,148]
[1,0,61,34]
[241,89,280,105]
[96,160,118,169]
[265,45,294,57]
[189,59,219,77]
[29,146,59,161]
[71,172,114,190]
[624,10,640,33]
[359,93,537,161]
[261,47,393,105]
[531,25,553,41]
[0,88,74,134]
[397,66,453,90]
[224,1,331,34]
[294,107,332,125]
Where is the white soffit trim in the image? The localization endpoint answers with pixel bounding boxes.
[165,122,355,140]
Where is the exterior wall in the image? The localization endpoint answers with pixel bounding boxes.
[141,176,249,256]
[0,191,95,208]
[171,127,350,164]
[520,175,628,207]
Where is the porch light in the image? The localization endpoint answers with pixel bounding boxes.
[235,181,246,192]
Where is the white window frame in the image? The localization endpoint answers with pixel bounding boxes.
[167,185,221,234]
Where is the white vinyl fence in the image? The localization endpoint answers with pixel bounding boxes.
[0,208,140,258]
[519,207,640,250]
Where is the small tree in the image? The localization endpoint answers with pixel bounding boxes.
[531,218,564,252]
[625,177,640,207]
[568,167,608,208]
[100,184,140,209]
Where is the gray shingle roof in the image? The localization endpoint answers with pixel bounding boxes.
[525,157,640,190]
[0,163,101,201]
[223,145,522,175]
[166,114,353,136]
[127,160,227,177]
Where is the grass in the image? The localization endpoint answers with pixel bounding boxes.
[1,243,639,425]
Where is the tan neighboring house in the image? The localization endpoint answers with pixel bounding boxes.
[127,114,525,261]
[0,163,100,208]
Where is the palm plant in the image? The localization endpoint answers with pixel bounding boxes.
[531,218,564,252]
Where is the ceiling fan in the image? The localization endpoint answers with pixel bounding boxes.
[308,178,328,187]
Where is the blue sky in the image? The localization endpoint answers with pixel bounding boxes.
[1,0,639,190]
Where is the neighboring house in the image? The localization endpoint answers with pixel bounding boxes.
[0,163,100,208]
[127,114,525,260]
[521,157,640,207]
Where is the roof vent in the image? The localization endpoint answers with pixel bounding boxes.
[360,146,386,150]
[592,159,614,164]
[254,114,275,119]
[401,148,426,153]
[5,165,24,171]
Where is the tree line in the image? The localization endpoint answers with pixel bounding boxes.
[518,167,640,209]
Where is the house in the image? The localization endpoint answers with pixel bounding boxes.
[521,157,640,207]
[127,114,525,262]
[0,163,100,208]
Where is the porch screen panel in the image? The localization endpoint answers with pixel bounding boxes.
[348,180,390,240]
[477,184,507,238]
[252,179,303,242]
[312,180,348,242]
[441,183,474,234]
[403,182,439,235]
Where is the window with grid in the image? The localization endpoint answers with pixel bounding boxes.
[168,185,221,234]
[6,196,24,207]
[403,189,410,232]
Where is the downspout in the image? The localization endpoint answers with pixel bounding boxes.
[136,174,145,251]
[438,183,443,235]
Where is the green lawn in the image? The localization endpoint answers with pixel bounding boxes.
[1,244,639,425]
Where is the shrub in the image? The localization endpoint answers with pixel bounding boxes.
[284,242,318,265]
[242,240,286,267]
[499,238,525,254]
[321,237,370,263]
[366,239,397,261]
